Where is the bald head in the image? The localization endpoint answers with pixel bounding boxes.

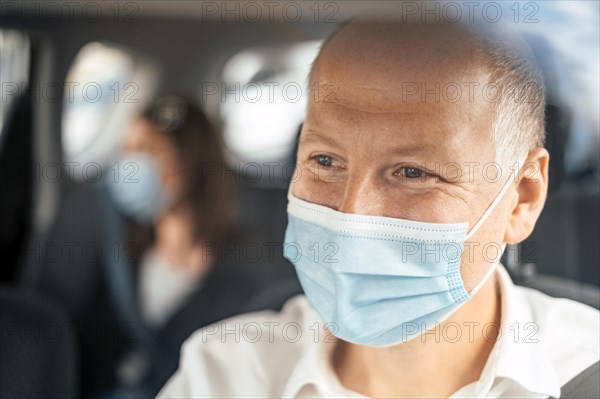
[309,20,545,164]
[312,22,483,88]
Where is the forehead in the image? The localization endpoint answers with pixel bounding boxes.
[312,22,487,83]
[304,22,497,160]
[124,117,170,149]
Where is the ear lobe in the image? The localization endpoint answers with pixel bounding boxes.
[503,148,550,244]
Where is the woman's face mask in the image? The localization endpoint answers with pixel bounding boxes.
[106,152,174,224]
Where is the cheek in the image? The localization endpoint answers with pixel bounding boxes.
[162,173,182,197]
[290,171,344,209]
[158,155,183,197]
[378,186,474,224]
[459,202,511,289]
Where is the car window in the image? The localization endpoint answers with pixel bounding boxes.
[219,41,322,168]
[0,29,29,138]
[62,42,157,180]
[516,2,599,178]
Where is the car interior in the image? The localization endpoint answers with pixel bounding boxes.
[1,1,598,398]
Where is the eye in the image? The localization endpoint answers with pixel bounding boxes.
[316,154,334,167]
[306,153,347,182]
[396,166,425,179]
[310,154,344,169]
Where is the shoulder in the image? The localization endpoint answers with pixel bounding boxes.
[516,285,600,382]
[157,295,319,398]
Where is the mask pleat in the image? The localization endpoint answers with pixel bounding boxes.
[338,273,449,306]
[282,189,500,347]
[366,303,465,345]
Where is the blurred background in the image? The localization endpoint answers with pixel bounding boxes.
[0,1,598,398]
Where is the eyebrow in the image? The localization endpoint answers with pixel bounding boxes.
[300,129,439,156]
[387,142,438,155]
[299,131,344,149]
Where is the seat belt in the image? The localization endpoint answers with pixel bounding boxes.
[558,361,599,399]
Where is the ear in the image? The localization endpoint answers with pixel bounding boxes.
[503,147,550,243]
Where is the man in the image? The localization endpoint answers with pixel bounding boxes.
[158,20,599,399]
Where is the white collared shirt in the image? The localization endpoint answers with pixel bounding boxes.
[158,265,599,398]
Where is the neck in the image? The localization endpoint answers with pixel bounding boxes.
[154,207,213,276]
[333,274,501,398]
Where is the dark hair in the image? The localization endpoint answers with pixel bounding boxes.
[128,95,235,261]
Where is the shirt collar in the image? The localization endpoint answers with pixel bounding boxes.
[281,331,358,398]
[282,264,561,399]
[484,264,561,398]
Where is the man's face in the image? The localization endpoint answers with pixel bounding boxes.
[291,24,517,289]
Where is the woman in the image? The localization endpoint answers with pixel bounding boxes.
[105,95,269,394]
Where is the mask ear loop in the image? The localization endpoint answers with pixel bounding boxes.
[464,157,527,295]
[468,242,507,296]
[464,157,526,241]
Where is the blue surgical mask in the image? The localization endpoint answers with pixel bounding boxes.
[283,166,517,347]
[106,153,173,224]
